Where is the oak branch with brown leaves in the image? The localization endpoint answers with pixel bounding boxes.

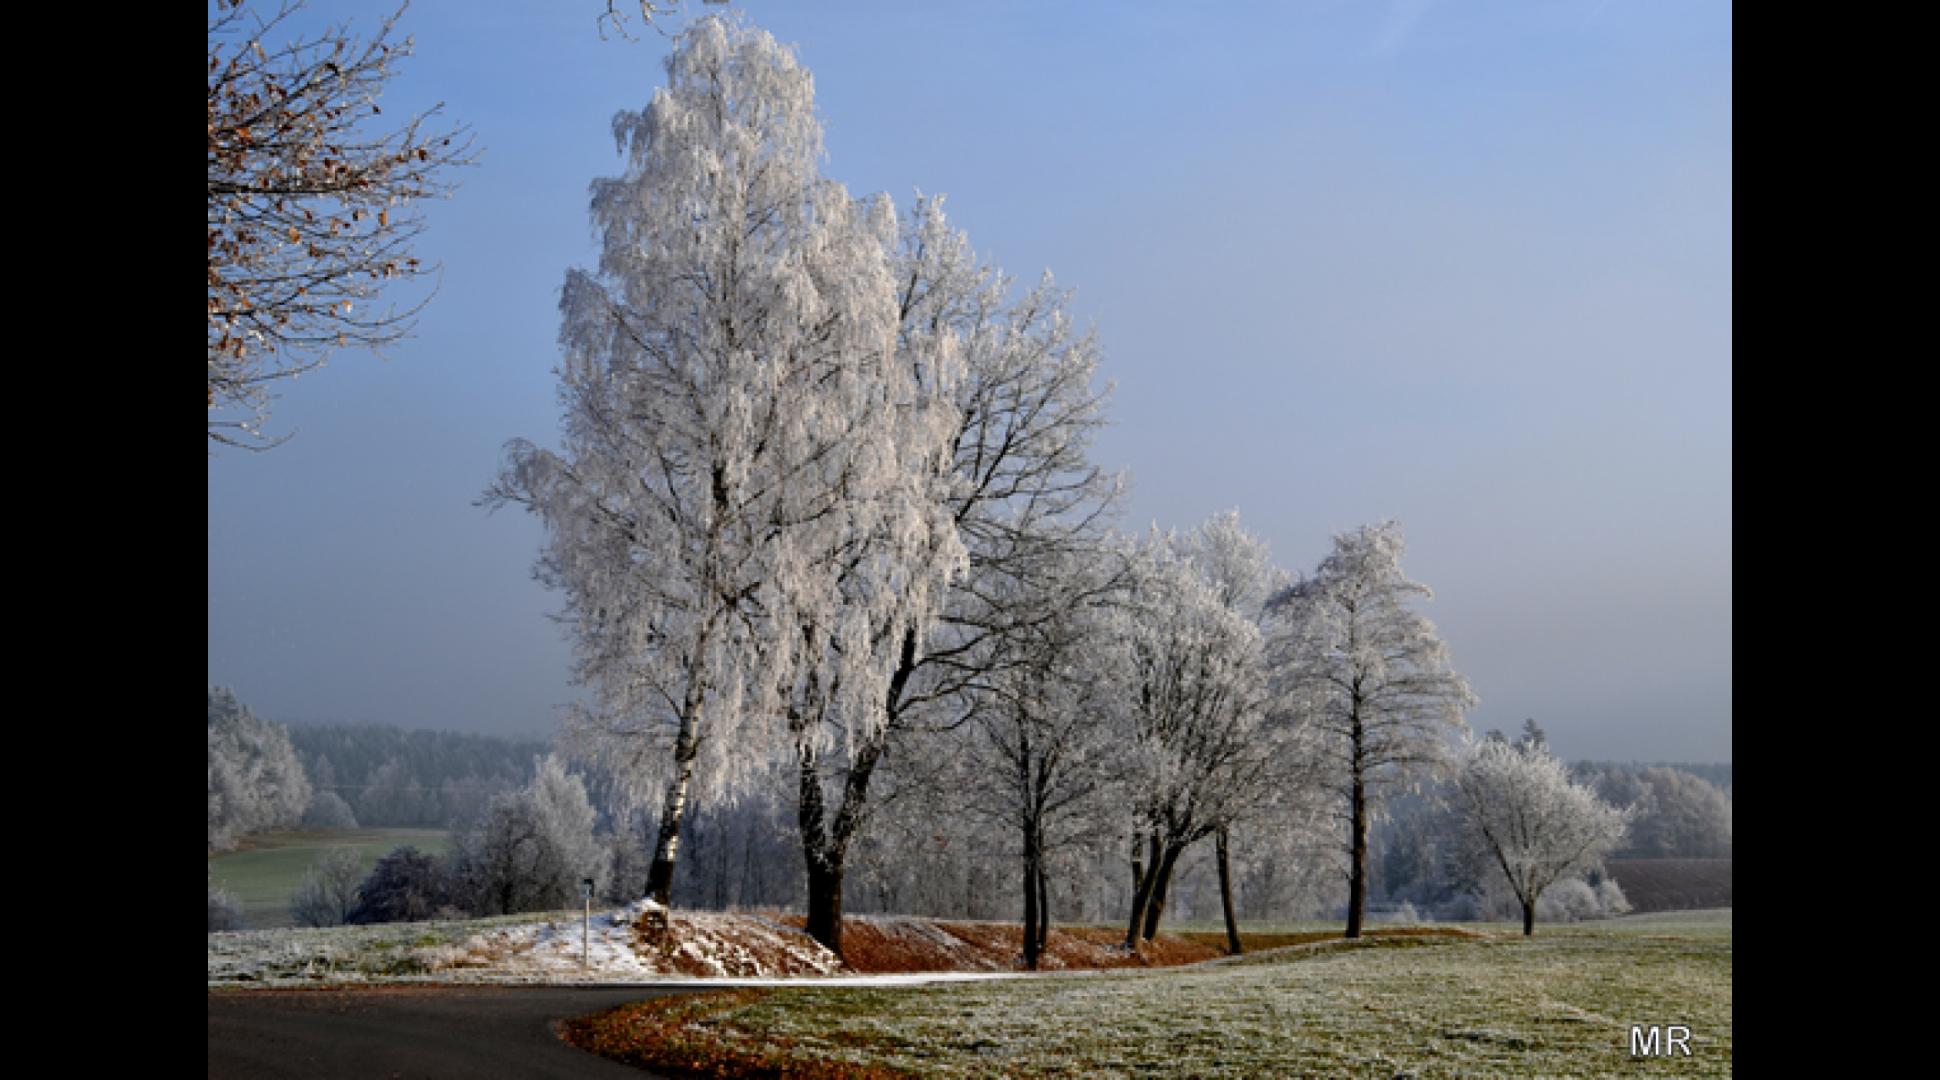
[207,0,473,450]
[597,1,733,40]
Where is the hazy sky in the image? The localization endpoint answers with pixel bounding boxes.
[207,0,1731,763]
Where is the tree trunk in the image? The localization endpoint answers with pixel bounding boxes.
[1124,832,1161,949]
[1022,823,1041,970]
[738,817,756,907]
[1216,826,1242,955]
[798,626,920,958]
[797,746,844,958]
[805,860,844,956]
[1141,842,1183,941]
[713,820,730,910]
[1036,855,1050,957]
[1346,712,1367,939]
[1523,899,1536,937]
[643,727,700,907]
[796,723,893,959]
[1020,730,1041,970]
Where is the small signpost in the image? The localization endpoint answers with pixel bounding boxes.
[581,879,595,968]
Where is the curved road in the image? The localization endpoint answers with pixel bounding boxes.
[207,985,713,1079]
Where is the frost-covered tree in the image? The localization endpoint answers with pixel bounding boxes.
[786,194,1119,958]
[1367,782,1469,915]
[355,757,421,827]
[289,846,364,927]
[1230,809,1348,921]
[1626,766,1732,858]
[300,789,359,830]
[1265,521,1476,938]
[1571,763,1731,858]
[485,16,965,919]
[1452,735,1630,934]
[959,542,1128,968]
[1177,511,1332,954]
[208,686,313,852]
[1115,517,1290,949]
[451,755,610,915]
[207,0,474,449]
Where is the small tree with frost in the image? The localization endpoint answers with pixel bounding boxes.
[1265,521,1476,938]
[450,755,610,916]
[1452,733,1630,935]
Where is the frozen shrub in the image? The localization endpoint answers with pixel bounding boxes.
[300,790,359,830]
[208,870,244,933]
[1536,878,1598,923]
[346,846,451,924]
[1595,877,1632,917]
[290,847,364,927]
[1372,901,1423,924]
[1532,876,1632,923]
[1432,892,1485,923]
[1444,867,1628,926]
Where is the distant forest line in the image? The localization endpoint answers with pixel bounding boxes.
[284,718,1730,839]
[216,704,1730,930]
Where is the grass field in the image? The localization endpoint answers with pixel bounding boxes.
[563,910,1733,1078]
[207,828,453,930]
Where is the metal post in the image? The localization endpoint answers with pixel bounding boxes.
[581,879,594,968]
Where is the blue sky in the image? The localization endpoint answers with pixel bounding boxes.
[207,0,1731,762]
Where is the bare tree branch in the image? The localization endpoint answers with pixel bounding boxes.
[207,0,476,450]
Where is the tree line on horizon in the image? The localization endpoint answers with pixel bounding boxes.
[209,692,1728,939]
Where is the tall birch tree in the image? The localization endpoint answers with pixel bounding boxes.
[1266,521,1476,938]
[486,16,965,912]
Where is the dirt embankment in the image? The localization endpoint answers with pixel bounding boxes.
[641,911,1479,978]
[829,917,1220,973]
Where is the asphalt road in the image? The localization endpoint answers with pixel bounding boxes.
[207,984,715,1079]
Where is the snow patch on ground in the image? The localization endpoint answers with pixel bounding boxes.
[208,903,1230,988]
[210,901,861,987]
[411,899,843,983]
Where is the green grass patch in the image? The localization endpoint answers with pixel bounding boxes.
[566,913,1732,1078]
[207,828,453,929]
